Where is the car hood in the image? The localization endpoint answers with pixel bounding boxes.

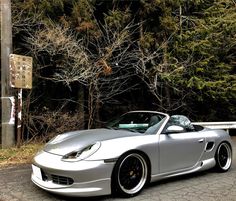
[44,128,141,156]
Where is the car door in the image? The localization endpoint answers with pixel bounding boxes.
[159,116,206,174]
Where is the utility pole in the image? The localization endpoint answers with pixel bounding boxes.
[1,0,15,148]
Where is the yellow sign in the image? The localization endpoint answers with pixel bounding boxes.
[9,54,33,89]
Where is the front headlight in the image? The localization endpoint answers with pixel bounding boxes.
[62,142,101,161]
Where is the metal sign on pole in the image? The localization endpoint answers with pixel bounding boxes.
[9,54,33,89]
[9,54,33,147]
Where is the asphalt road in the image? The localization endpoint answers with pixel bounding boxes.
[1,136,236,201]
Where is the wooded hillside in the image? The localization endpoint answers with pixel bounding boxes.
[11,0,236,141]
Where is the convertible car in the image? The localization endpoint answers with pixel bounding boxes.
[32,111,232,197]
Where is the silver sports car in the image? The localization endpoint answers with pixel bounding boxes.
[32,111,232,197]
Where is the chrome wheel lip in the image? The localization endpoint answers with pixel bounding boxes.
[118,153,148,195]
[217,143,232,171]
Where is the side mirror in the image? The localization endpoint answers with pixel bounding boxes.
[166,125,184,133]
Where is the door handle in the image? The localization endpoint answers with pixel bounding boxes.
[198,139,204,143]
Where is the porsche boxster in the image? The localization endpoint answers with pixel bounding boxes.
[31,111,232,197]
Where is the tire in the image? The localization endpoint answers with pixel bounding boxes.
[112,152,149,197]
[215,142,232,172]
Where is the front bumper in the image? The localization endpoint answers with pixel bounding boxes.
[31,150,115,197]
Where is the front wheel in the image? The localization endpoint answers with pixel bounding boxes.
[215,142,232,172]
[112,153,149,197]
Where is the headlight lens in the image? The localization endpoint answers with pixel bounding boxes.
[62,142,101,161]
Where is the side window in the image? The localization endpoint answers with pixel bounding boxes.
[163,115,194,133]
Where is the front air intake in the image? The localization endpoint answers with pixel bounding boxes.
[51,174,74,185]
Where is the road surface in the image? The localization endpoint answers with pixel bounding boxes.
[1,136,236,201]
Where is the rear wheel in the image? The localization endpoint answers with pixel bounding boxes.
[215,142,232,172]
[112,153,149,197]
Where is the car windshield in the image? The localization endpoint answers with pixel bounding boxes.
[106,112,167,134]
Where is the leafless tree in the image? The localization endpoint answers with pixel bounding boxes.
[136,37,191,112]
[27,20,140,128]
[11,2,42,35]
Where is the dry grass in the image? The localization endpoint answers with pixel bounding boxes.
[0,143,43,168]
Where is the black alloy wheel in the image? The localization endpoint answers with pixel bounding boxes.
[113,153,149,197]
[215,142,232,172]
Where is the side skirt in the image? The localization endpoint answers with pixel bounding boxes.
[151,158,216,183]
